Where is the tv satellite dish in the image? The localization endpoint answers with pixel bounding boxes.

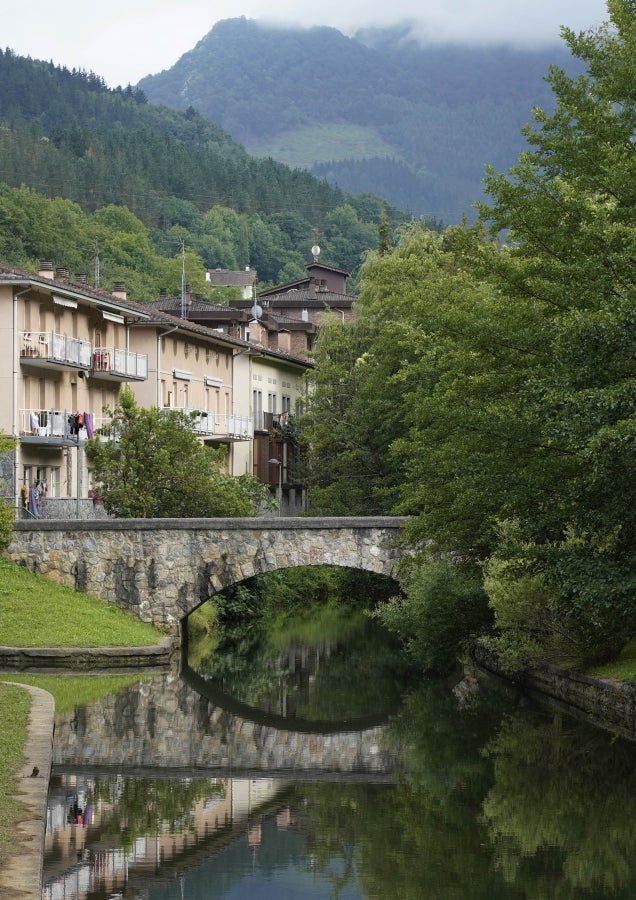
[311,244,321,261]
[252,302,263,319]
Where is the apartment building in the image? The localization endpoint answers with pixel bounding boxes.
[0,262,311,517]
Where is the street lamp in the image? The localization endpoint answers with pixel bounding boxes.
[268,458,282,517]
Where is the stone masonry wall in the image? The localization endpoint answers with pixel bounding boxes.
[6,517,405,632]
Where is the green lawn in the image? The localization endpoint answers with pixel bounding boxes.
[0,558,164,647]
[0,683,30,867]
[584,638,636,682]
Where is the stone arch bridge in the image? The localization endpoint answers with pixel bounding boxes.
[7,517,406,633]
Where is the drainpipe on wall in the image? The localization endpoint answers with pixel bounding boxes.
[13,286,32,507]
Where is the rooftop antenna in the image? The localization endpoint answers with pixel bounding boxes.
[180,239,187,319]
[94,238,100,288]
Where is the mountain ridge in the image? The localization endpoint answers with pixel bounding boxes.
[138,17,584,221]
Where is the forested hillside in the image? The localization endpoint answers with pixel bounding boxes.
[0,49,407,295]
[139,18,584,222]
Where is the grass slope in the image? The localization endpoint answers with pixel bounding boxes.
[247,123,399,170]
[0,559,163,648]
[0,684,30,866]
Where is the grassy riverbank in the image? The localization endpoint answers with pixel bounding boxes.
[0,683,30,867]
[0,558,164,868]
[0,558,164,647]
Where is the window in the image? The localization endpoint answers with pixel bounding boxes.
[253,389,263,430]
[282,395,291,413]
[49,468,60,498]
[268,392,277,415]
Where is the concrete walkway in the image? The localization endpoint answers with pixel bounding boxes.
[0,684,55,900]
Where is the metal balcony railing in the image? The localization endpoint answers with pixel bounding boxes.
[93,347,148,379]
[21,331,92,368]
[161,408,254,440]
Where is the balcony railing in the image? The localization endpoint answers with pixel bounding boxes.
[20,408,98,440]
[21,331,92,368]
[92,416,121,442]
[161,408,254,440]
[93,347,148,380]
[226,414,253,440]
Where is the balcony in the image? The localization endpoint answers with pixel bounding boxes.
[20,331,92,370]
[19,408,96,444]
[161,408,254,441]
[92,347,148,381]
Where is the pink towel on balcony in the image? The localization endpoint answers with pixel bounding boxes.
[84,412,94,439]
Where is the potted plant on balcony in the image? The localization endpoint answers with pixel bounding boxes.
[88,488,103,506]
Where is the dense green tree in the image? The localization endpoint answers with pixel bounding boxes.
[300,311,400,515]
[475,0,636,666]
[308,2,636,670]
[85,388,268,517]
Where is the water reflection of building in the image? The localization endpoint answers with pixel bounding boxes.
[42,774,286,900]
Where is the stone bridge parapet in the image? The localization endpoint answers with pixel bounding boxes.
[6,517,406,632]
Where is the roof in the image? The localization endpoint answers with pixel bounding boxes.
[0,263,313,369]
[236,289,355,308]
[206,268,257,288]
[306,262,350,278]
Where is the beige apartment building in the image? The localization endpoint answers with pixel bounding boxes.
[0,263,311,517]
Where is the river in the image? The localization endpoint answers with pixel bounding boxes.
[39,602,636,899]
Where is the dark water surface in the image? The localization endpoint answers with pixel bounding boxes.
[41,609,636,899]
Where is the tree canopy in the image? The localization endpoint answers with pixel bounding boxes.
[302,1,636,671]
[85,389,269,518]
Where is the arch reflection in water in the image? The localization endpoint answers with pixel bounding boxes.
[186,603,413,730]
[52,669,396,774]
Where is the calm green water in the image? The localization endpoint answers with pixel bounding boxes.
[42,608,636,899]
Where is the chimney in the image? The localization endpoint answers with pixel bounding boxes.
[112,281,127,300]
[55,267,70,280]
[39,260,54,279]
[75,272,88,284]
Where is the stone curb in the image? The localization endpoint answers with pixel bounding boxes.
[0,638,175,670]
[0,683,55,900]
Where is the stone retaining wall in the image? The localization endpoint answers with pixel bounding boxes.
[473,644,636,742]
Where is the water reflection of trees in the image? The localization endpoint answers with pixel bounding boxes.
[191,606,411,722]
[288,683,636,898]
[482,710,636,898]
[90,777,223,850]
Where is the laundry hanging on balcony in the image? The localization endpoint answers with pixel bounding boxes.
[68,412,84,436]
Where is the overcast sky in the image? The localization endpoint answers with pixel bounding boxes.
[0,0,609,88]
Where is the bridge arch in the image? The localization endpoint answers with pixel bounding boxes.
[7,517,406,634]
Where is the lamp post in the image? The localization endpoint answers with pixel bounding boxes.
[268,457,282,517]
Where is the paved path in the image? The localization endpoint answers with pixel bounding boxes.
[0,684,54,900]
